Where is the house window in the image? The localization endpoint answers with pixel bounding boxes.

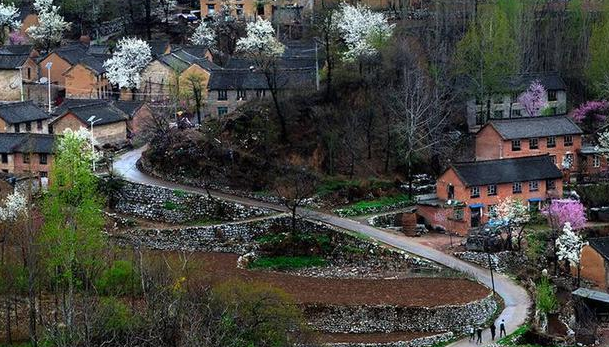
[40,171,47,178]
[513,182,522,194]
[547,136,556,148]
[217,107,228,116]
[39,153,47,165]
[529,200,541,212]
[510,92,518,103]
[453,207,464,221]
[14,123,20,133]
[237,90,247,100]
[27,67,31,80]
[256,90,266,98]
[511,140,521,151]
[564,135,573,146]
[37,120,42,131]
[548,90,557,101]
[529,181,539,192]
[470,186,480,198]
[25,122,31,132]
[546,179,556,190]
[563,153,574,169]
[529,138,539,150]
[476,111,486,125]
[236,4,244,15]
[550,155,556,164]
[23,153,30,164]
[207,4,215,15]
[217,90,227,100]
[487,184,497,196]
[1,154,7,164]
[511,109,522,117]
[447,184,455,200]
[594,155,602,168]
[48,124,53,134]
[493,110,503,119]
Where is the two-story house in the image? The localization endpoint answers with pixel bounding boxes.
[0,133,55,177]
[0,45,39,101]
[0,101,51,134]
[466,73,568,132]
[200,0,274,19]
[63,54,111,99]
[417,155,563,235]
[475,116,584,175]
[38,43,89,86]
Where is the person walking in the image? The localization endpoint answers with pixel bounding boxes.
[476,326,483,344]
[490,322,496,341]
[469,325,475,342]
[500,319,507,338]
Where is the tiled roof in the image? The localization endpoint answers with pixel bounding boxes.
[225,57,318,69]
[0,101,49,124]
[148,40,170,58]
[114,100,144,118]
[77,54,111,75]
[158,50,220,73]
[589,237,609,261]
[208,68,316,90]
[0,54,28,69]
[0,133,55,154]
[87,44,110,55]
[53,99,129,126]
[51,43,89,65]
[487,116,583,140]
[505,73,567,91]
[450,155,562,187]
[0,45,34,55]
[172,45,209,59]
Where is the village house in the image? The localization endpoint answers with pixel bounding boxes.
[63,54,111,99]
[0,101,50,134]
[18,5,39,38]
[38,43,89,87]
[50,99,151,146]
[140,47,219,103]
[579,237,609,291]
[466,73,568,132]
[200,0,274,19]
[0,133,54,177]
[417,155,563,236]
[0,45,39,101]
[475,116,584,175]
[206,67,315,117]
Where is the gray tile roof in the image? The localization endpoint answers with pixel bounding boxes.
[225,57,318,69]
[0,45,34,55]
[506,73,567,91]
[486,116,583,140]
[51,43,89,65]
[53,99,129,126]
[208,68,316,90]
[77,54,111,75]
[148,40,170,58]
[450,155,562,187]
[0,101,49,124]
[87,44,110,55]
[172,45,209,59]
[0,133,55,154]
[114,101,144,118]
[589,237,609,261]
[0,54,28,69]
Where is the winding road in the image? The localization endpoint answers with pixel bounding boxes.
[114,146,531,347]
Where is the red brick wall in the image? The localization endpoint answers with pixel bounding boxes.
[129,105,153,136]
[579,245,608,290]
[13,153,52,175]
[475,126,503,160]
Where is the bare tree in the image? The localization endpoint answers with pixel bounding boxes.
[274,168,318,233]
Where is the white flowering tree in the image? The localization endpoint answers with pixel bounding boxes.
[191,21,216,48]
[155,0,177,32]
[0,3,21,45]
[489,198,531,250]
[334,2,394,63]
[104,37,152,91]
[556,222,586,286]
[27,0,71,51]
[0,192,27,223]
[236,19,289,141]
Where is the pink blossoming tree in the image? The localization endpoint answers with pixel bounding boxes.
[518,80,548,117]
[543,199,586,273]
[569,100,609,133]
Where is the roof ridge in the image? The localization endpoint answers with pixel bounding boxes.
[453,154,551,166]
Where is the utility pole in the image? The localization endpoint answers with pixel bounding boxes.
[315,41,320,91]
[46,62,53,113]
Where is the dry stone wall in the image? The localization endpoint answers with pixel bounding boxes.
[322,332,454,347]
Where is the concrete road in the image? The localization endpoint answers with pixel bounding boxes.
[114,147,531,347]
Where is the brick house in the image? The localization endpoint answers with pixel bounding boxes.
[0,133,54,177]
[18,6,39,38]
[579,238,609,291]
[206,67,315,117]
[0,101,50,134]
[475,116,584,175]
[466,73,568,132]
[50,99,150,146]
[200,0,274,19]
[63,54,111,99]
[38,43,89,86]
[0,45,39,101]
[417,155,563,235]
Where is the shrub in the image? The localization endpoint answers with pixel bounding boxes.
[164,200,179,210]
[316,178,361,196]
[333,194,414,216]
[576,183,609,208]
[249,256,327,270]
[256,230,332,256]
[536,277,558,314]
[97,260,139,296]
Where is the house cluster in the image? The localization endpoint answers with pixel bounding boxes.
[417,73,606,235]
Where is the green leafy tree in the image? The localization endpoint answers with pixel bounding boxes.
[587,2,609,98]
[40,128,105,341]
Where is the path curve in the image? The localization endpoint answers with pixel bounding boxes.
[114,147,531,347]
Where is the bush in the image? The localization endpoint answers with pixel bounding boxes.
[333,194,414,217]
[97,260,139,296]
[575,183,609,208]
[249,256,327,270]
[317,178,361,196]
[256,228,332,257]
[536,277,558,314]
[525,229,549,263]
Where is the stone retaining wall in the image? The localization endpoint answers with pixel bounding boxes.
[322,332,454,347]
[304,294,497,334]
[114,180,273,224]
[453,251,527,274]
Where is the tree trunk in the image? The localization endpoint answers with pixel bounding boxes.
[5,296,12,345]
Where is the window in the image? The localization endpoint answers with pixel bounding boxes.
[529,200,541,212]
[23,153,30,164]
[493,110,503,119]
[39,153,47,165]
[27,67,31,80]
[25,122,31,132]
[37,120,42,131]
[447,184,455,200]
[511,140,521,151]
[513,182,522,194]
[14,123,20,133]
[564,135,573,146]
[217,90,227,100]
[487,184,497,196]
[594,155,602,168]
[1,154,7,164]
[48,124,53,134]
[207,4,215,15]
[546,179,556,190]
[511,109,522,117]
[548,90,557,101]
[547,136,556,148]
[453,207,464,221]
[217,107,228,116]
[475,111,486,125]
[256,90,266,98]
[563,153,574,169]
[510,92,518,103]
[39,171,47,178]
[529,138,539,150]
[237,90,247,100]
[529,181,539,192]
[470,186,480,198]
[488,204,497,215]
[236,4,244,15]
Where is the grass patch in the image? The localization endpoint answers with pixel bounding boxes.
[249,256,327,270]
[497,324,529,346]
[163,200,180,210]
[317,178,361,196]
[333,194,414,217]
[173,189,187,197]
[341,245,365,254]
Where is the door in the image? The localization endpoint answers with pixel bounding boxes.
[470,207,482,228]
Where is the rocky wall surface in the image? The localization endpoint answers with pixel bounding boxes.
[114,180,274,224]
[454,251,527,274]
[304,294,497,334]
[322,332,454,347]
